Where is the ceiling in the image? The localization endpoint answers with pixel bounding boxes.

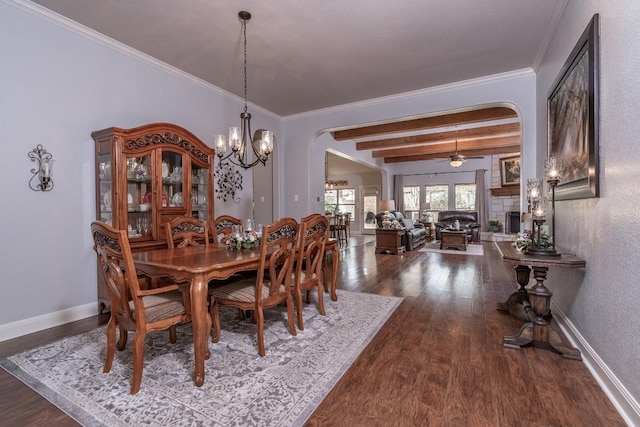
[31,0,564,117]
[30,0,562,167]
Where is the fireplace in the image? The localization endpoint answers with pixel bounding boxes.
[505,211,520,234]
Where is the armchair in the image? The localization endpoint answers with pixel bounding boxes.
[375,211,427,251]
[434,211,481,243]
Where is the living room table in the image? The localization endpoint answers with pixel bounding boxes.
[440,229,468,251]
[494,241,585,360]
[132,238,341,387]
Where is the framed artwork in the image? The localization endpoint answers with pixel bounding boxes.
[547,14,600,200]
[500,156,521,186]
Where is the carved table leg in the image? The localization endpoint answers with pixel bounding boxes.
[497,264,531,312]
[503,266,581,360]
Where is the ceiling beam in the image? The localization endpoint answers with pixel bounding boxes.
[371,136,521,158]
[383,145,520,163]
[355,122,520,150]
[332,106,518,141]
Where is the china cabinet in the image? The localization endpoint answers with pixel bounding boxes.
[92,122,215,312]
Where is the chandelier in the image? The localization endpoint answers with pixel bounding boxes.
[214,11,274,170]
[324,152,348,189]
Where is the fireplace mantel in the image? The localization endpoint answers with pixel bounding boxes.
[490,186,520,196]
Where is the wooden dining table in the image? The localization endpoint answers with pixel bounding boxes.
[131,238,340,387]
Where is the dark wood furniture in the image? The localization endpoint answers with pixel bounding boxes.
[212,215,242,243]
[91,221,192,394]
[375,228,405,255]
[419,221,433,242]
[131,242,264,387]
[440,230,468,251]
[294,214,330,330]
[92,123,215,313]
[329,214,348,246]
[495,241,585,359]
[209,217,299,357]
[323,238,340,302]
[165,216,210,249]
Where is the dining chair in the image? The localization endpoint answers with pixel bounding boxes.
[330,214,347,246]
[91,221,194,394]
[212,215,242,244]
[165,216,210,248]
[293,214,330,330]
[209,217,299,357]
[344,212,352,238]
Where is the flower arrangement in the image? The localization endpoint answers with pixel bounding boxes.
[512,231,531,251]
[223,230,261,250]
[512,229,553,251]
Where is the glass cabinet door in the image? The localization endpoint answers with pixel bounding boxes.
[191,164,209,220]
[161,151,184,209]
[98,154,113,226]
[126,154,153,239]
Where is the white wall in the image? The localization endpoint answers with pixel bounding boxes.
[0,0,280,333]
[536,1,640,422]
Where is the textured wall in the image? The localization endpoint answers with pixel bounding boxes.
[536,0,640,412]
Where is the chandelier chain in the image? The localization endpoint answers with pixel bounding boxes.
[243,18,248,114]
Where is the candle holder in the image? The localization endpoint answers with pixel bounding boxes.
[28,144,54,192]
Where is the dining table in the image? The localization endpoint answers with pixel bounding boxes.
[131,238,340,387]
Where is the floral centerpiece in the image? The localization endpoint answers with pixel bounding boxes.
[512,231,532,251]
[512,229,553,251]
[223,230,261,250]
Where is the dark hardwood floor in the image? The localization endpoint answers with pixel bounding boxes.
[0,236,625,426]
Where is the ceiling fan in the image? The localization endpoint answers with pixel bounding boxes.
[440,140,484,168]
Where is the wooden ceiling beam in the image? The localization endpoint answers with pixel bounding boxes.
[332,106,518,140]
[356,122,521,150]
[371,136,521,158]
[383,145,520,163]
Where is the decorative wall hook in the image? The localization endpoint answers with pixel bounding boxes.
[28,144,54,192]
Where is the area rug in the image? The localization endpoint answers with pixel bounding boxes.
[0,290,402,427]
[418,241,484,256]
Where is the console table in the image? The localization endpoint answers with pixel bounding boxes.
[494,241,585,360]
[375,228,405,255]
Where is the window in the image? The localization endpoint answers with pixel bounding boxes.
[455,183,476,211]
[403,185,420,220]
[425,184,448,222]
[324,188,355,217]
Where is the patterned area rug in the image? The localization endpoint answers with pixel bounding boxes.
[418,241,484,256]
[1,290,402,427]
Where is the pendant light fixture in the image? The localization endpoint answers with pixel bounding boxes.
[214,11,274,169]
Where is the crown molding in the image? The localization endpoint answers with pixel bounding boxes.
[283,68,534,122]
[3,0,281,121]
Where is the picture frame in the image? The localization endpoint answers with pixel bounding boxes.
[500,156,521,186]
[547,14,599,200]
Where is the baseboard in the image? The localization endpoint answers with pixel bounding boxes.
[551,301,640,426]
[0,303,97,343]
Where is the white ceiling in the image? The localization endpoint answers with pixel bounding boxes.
[31,0,565,117]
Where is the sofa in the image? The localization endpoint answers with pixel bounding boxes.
[375,211,427,251]
[434,211,481,243]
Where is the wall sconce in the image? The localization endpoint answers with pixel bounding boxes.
[28,144,54,192]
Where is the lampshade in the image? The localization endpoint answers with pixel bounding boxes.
[379,200,395,212]
[420,202,431,211]
[545,157,563,181]
[449,158,463,168]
